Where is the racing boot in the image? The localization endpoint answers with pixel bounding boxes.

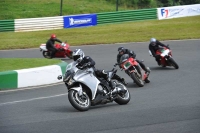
[144,67,151,75]
[157,61,161,66]
[120,78,128,86]
[156,59,161,66]
[102,70,127,95]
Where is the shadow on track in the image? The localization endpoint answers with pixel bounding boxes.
[43,102,130,112]
[149,66,178,71]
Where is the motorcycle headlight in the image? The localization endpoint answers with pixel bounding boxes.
[68,78,75,85]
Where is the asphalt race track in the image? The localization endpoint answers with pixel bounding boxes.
[0,40,200,133]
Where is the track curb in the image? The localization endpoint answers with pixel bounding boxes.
[0,61,68,90]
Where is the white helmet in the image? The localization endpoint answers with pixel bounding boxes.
[150,38,156,46]
[72,49,85,63]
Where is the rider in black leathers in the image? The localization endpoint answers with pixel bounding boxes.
[148,38,170,65]
[117,47,150,74]
[46,34,63,58]
[72,49,127,91]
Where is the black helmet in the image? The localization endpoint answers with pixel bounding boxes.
[118,46,125,53]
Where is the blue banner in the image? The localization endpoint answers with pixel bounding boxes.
[64,14,97,28]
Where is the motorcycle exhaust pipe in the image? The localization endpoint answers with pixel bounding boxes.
[112,87,127,94]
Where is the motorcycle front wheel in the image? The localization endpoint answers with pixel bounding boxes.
[68,90,91,111]
[114,82,130,105]
[168,57,179,69]
[131,73,144,87]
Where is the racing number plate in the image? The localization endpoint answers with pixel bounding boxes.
[124,62,131,69]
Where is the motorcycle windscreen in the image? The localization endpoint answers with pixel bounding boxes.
[66,62,78,72]
[120,54,129,63]
[73,68,100,100]
[161,49,170,57]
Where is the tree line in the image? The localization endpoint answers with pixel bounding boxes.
[106,0,200,8]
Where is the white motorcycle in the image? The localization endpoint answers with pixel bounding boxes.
[58,62,130,111]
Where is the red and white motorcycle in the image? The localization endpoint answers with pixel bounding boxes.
[149,45,179,69]
[40,42,73,59]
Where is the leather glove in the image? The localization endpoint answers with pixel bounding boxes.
[76,65,84,70]
[82,63,88,69]
[87,62,91,67]
[58,48,64,51]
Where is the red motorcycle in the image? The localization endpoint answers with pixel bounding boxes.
[40,42,73,59]
[149,45,179,69]
[115,54,150,87]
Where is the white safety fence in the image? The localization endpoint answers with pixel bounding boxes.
[15,16,63,32]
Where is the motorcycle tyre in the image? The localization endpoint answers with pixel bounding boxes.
[42,51,52,59]
[168,57,179,69]
[67,51,73,59]
[68,90,91,111]
[131,73,144,87]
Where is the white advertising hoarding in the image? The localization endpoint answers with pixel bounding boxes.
[157,4,200,20]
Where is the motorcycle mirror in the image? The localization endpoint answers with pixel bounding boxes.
[57,75,62,80]
[167,44,169,47]
[64,40,67,43]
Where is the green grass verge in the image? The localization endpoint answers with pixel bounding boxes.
[0,16,200,50]
[0,58,61,72]
[0,0,130,19]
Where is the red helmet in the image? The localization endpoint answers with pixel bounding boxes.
[50,34,56,39]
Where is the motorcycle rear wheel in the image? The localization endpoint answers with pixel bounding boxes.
[168,58,179,69]
[114,82,130,105]
[68,90,91,111]
[42,51,52,59]
[131,73,144,87]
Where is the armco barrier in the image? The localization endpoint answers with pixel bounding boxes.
[0,19,15,32]
[0,8,157,32]
[15,16,63,32]
[0,61,67,90]
[97,8,157,24]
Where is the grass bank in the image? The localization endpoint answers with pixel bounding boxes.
[0,0,130,19]
[0,58,61,72]
[0,16,200,50]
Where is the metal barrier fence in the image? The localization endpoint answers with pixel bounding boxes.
[0,20,14,32]
[15,16,63,32]
[97,8,157,24]
[0,8,157,32]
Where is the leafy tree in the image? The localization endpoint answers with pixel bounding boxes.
[180,0,200,5]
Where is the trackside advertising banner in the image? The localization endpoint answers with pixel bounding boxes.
[157,4,200,20]
[63,14,97,28]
